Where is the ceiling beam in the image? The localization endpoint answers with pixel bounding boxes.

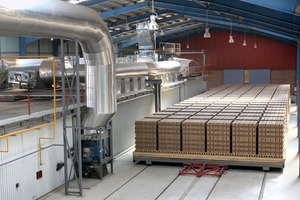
[107,9,169,27]
[155,0,299,39]
[188,16,297,42]
[117,23,203,49]
[79,0,109,7]
[154,1,298,42]
[110,14,185,36]
[100,2,149,19]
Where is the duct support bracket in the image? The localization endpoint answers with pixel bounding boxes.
[146,79,162,112]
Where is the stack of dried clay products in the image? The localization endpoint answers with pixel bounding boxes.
[135,84,289,161]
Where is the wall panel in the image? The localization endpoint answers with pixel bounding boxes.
[178,31,296,70]
[0,118,73,200]
[207,70,223,89]
[0,36,19,56]
[249,69,270,84]
[271,70,295,94]
[224,69,244,84]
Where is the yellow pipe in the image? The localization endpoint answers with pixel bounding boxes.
[0,122,55,152]
[38,125,56,165]
[0,122,56,139]
[0,137,9,153]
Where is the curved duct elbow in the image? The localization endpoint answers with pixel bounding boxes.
[0,0,116,127]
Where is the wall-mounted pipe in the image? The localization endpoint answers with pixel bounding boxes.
[0,0,116,127]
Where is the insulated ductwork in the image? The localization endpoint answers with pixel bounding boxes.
[39,59,86,86]
[0,0,116,127]
[39,60,181,79]
[0,60,10,84]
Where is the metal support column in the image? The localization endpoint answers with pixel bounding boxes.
[62,39,83,196]
[297,39,300,149]
[61,39,68,195]
[75,39,83,195]
[297,38,300,177]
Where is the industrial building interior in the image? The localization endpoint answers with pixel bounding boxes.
[0,0,299,200]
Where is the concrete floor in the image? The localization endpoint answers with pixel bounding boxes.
[40,104,300,200]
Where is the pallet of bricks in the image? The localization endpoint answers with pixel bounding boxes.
[134,84,290,168]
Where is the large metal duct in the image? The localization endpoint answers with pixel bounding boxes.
[0,60,10,84]
[39,60,181,79]
[0,0,116,127]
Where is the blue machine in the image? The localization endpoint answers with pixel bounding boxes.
[82,139,106,163]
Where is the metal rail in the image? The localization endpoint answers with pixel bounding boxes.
[0,57,57,156]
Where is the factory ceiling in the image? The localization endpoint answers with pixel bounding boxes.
[66,0,300,48]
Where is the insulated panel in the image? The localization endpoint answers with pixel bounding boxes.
[0,36,19,56]
[223,70,244,84]
[249,69,270,84]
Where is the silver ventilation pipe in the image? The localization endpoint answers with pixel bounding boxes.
[0,0,116,127]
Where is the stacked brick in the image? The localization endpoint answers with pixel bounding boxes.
[207,120,232,155]
[134,84,290,161]
[182,119,206,153]
[135,118,160,152]
[258,121,286,158]
[158,119,183,152]
[232,120,257,156]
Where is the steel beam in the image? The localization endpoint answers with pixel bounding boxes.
[155,2,298,41]
[107,9,169,27]
[240,0,299,13]
[100,2,149,19]
[154,0,299,42]
[79,0,108,6]
[110,14,185,36]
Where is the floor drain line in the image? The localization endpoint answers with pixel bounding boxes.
[205,176,221,200]
[155,174,180,200]
[104,165,149,200]
[179,177,199,200]
[258,172,267,200]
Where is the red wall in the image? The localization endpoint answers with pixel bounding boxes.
[178,31,296,70]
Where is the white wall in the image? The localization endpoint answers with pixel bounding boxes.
[0,117,74,200]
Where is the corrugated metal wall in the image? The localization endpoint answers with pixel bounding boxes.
[0,118,73,200]
[0,36,19,56]
[26,39,53,56]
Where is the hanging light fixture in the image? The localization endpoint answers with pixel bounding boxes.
[228,20,234,43]
[204,8,211,38]
[254,32,257,48]
[160,30,164,36]
[243,28,247,46]
[148,0,159,30]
